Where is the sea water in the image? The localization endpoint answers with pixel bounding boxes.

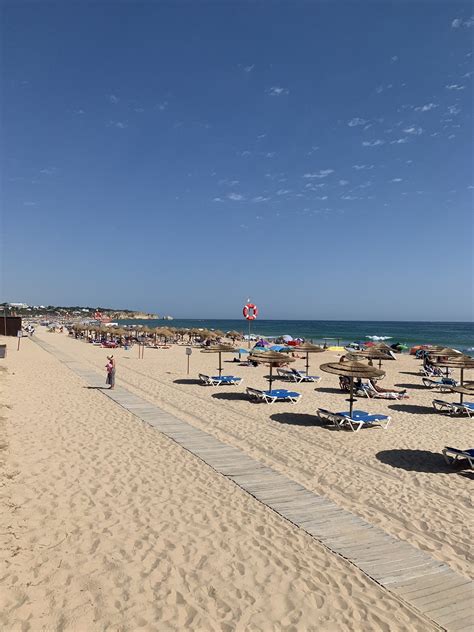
[118,319,473,354]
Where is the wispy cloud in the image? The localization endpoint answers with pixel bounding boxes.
[134,107,145,113]
[451,16,474,28]
[391,178,403,182]
[353,164,374,170]
[24,201,37,206]
[252,196,270,202]
[39,167,57,175]
[243,64,255,72]
[341,195,358,200]
[375,84,393,94]
[218,178,240,187]
[390,137,409,144]
[157,101,168,110]
[306,145,319,155]
[414,103,438,112]
[267,86,289,96]
[213,197,223,202]
[303,169,334,178]
[237,150,252,157]
[276,189,291,195]
[403,126,423,135]
[339,180,349,186]
[391,55,399,62]
[447,105,461,115]
[74,109,85,115]
[265,152,276,158]
[348,117,367,127]
[109,94,119,103]
[445,84,465,90]
[362,139,384,146]
[227,192,244,201]
[108,120,127,129]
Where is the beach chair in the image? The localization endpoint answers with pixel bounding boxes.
[432,399,473,416]
[246,387,301,404]
[318,408,391,432]
[442,447,474,469]
[277,368,321,383]
[360,381,408,400]
[199,373,243,386]
[316,408,345,428]
[422,377,457,391]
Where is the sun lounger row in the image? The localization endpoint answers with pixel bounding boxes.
[199,374,243,386]
[246,387,301,404]
[433,400,474,417]
[317,408,391,432]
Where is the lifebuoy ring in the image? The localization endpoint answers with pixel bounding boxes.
[243,303,258,320]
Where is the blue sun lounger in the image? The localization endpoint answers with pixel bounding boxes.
[246,387,301,404]
[277,368,321,383]
[317,408,391,432]
[199,373,243,386]
[442,447,474,469]
[433,400,474,417]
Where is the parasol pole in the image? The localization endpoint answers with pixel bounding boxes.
[460,368,464,404]
[218,351,222,377]
[349,377,355,417]
[269,364,273,392]
[305,351,309,377]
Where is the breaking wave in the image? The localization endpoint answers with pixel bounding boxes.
[366,335,393,341]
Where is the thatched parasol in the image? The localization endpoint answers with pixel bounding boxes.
[348,348,396,369]
[320,360,385,416]
[371,342,393,352]
[293,342,325,376]
[249,350,295,391]
[433,355,474,402]
[201,344,236,376]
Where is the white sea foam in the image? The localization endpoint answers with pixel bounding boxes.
[366,335,393,341]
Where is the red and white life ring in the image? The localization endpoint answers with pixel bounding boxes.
[243,303,258,320]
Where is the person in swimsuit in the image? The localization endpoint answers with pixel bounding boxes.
[105,355,116,389]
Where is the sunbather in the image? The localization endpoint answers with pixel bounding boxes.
[368,379,407,396]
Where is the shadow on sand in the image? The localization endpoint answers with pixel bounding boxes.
[212,392,250,402]
[84,386,108,390]
[376,449,474,477]
[316,387,343,394]
[388,403,436,415]
[270,412,338,429]
[395,383,426,390]
[173,378,201,385]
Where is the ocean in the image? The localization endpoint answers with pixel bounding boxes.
[118,319,473,354]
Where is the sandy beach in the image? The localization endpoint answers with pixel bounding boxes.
[1,330,472,631]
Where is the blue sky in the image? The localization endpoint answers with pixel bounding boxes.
[2,2,473,321]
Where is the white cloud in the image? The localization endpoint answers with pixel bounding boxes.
[391,178,403,182]
[243,64,255,72]
[316,195,328,200]
[306,145,319,155]
[109,94,119,103]
[257,133,267,140]
[39,167,57,175]
[348,117,367,127]
[252,196,270,202]
[227,192,244,201]
[447,105,461,115]
[237,150,252,157]
[303,169,334,178]
[414,103,438,112]
[24,201,37,206]
[268,86,289,96]
[134,107,145,113]
[339,180,349,185]
[403,126,423,135]
[451,16,474,28]
[75,109,85,115]
[445,84,465,90]
[265,152,276,158]
[158,101,168,110]
[213,197,223,202]
[353,164,374,170]
[390,137,409,144]
[362,139,384,146]
[276,189,291,195]
[108,120,127,129]
[341,195,357,200]
[448,134,456,139]
[391,55,399,62]
[376,84,393,94]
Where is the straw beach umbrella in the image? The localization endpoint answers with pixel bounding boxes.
[201,344,236,376]
[293,342,325,377]
[249,350,295,391]
[320,360,385,417]
[349,348,396,369]
[434,355,474,402]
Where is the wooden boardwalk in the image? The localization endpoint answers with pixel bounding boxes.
[34,337,473,631]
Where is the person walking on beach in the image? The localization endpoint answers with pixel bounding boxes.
[105,355,116,389]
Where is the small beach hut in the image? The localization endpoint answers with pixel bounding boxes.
[320,360,385,417]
